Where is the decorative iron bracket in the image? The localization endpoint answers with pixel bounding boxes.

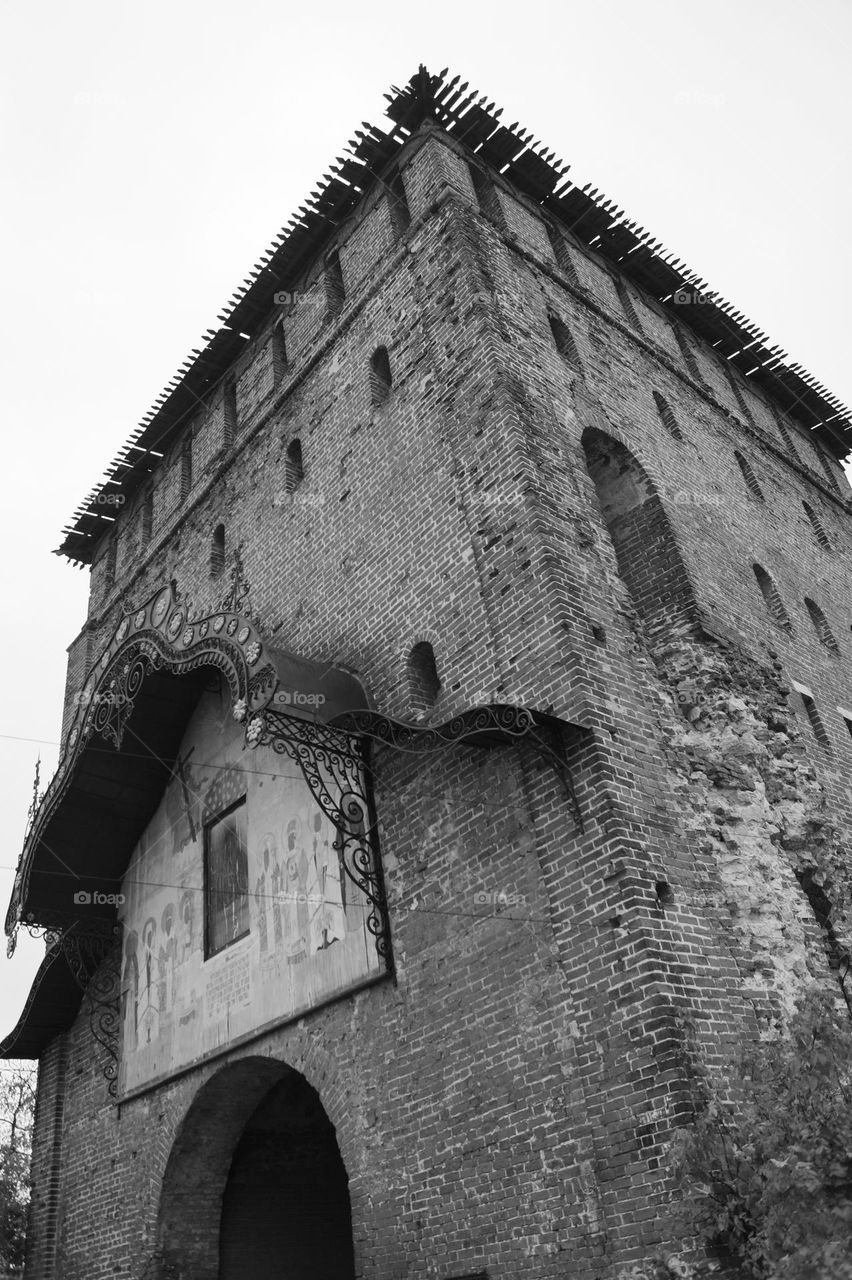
[241,702,586,974]
[246,710,393,967]
[14,919,121,1097]
[332,704,585,832]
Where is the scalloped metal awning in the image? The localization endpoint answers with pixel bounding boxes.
[5,580,371,938]
[2,582,586,1061]
[57,65,852,565]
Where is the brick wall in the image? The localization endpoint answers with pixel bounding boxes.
[28,122,852,1279]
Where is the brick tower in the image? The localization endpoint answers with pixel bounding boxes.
[4,67,851,1280]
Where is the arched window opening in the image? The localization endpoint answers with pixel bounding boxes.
[615,277,642,330]
[795,687,832,751]
[223,382,237,449]
[545,223,579,284]
[582,427,699,643]
[284,438,304,493]
[370,346,392,406]
[734,451,764,501]
[468,163,505,228]
[727,369,755,425]
[386,167,411,236]
[752,564,792,632]
[774,413,800,460]
[652,391,685,441]
[272,325,287,386]
[180,439,193,502]
[140,490,153,549]
[549,314,581,369]
[804,598,840,655]
[803,501,832,550]
[408,641,441,711]
[810,439,843,494]
[325,248,345,318]
[104,538,117,590]
[210,524,226,579]
[672,324,703,383]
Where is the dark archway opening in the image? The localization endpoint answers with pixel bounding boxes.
[220,1072,354,1280]
[154,1057,354,1280]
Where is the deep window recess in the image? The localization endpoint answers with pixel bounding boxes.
[753,564,792,632]
[774,413,800,460]
[652,391,684,441]
[734,451,764,501]
[672,325,703,382]
[325,249,345,317]
[803,502,832,550]
[180,440,193,502]
[549,314,581,368]
[284,438,304,493]
[468,164,505,227]
[105,538,117,589]
[804,598,840,655]
[370,347,392,406]
[408,642,441,710]
[223,383,237,448]
[272,326,287,385]
[386,168,411,235]
[545,223,579,284]
[615,277,642,330]
[792,682,831,751]
[210,524,226,579]
[141,491,153,548]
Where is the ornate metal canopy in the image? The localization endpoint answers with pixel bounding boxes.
[2,578,584,1087]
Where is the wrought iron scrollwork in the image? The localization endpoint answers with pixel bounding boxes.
[83,948,121,1099]
[332,703,536,754]
[8,579,275,935]
[247,710,392,964]
[9,918,122,1097]
[332,703,584,831]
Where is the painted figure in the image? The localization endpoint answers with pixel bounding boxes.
[138,917,159,1045]
[158,902,177,1013]
[179,889,195,963]
[307,809,346,951]
[283,817,308,964]
[121,930,140,1052]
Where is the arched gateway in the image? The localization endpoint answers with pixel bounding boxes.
[153,1057,355,1280]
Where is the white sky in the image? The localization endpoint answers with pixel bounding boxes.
[1,0,850,1036]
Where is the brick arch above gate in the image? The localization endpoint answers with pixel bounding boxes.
[150,1052,356,1280]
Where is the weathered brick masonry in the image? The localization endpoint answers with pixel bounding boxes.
[7,71,852,1280]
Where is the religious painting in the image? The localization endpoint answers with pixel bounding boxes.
[204,800,250,957]
[117,687,384,1095]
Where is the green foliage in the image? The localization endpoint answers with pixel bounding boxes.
[673,988,852,1278]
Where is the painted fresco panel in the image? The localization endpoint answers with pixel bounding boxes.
[117,684,381,1094]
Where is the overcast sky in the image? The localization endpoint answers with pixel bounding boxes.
[0,0,850,1037]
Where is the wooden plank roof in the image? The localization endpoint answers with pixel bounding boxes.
[57,65,852,564]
